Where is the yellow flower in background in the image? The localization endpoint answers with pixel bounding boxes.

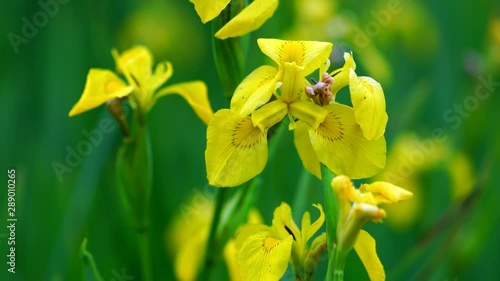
[235,202,326,281]
[69,45,213,125]
[189,0,279,39]
[206,39,387,187]
[331,175,412,281]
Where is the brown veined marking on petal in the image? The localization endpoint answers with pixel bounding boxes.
[279,41,306,66]
[231,117,265,148]
[312,111,344,142]
[262,236,282,253]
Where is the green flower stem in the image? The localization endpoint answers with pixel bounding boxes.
[333,248,346,281]
[138,230,152,281]
[292,169,315,219]
[195,188,228,281]
[322,165,338,281]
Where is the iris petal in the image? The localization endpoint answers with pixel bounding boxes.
[206,110,268,187]
[231,66,278,116]
[293,121,321,179]
[308,103,386,179]
[238,231,293,281]
[349,70,388,140]
[354,230,385,281]
[153,81,213,125]
[257,39,332,75]
[189,0,231,23]
[69,69,133,117]
[215,0,279,39]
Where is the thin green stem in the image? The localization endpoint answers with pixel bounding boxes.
[138,230,152,281]
[80,238,105,281]
[195,188,228,281]
[322,165,338,281]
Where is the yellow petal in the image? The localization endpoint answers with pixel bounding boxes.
[257,39,333,75]
[206,110,268,187]
[112,45,153,87]
[69,69,133,117]
[224,240,242,281]
[235,224,272,250]
[271,203,301,242]
[293,121,321,179]
[330,52,356,95]
[238,231,293,281]
[189,0,231,23]
[309,103,386,179]
[360,182,413,205]
[301,204,325,243]
[331,175,358,226]
[251,100,288,131]
[215,0,279,39]
[231,65,278,116]
[153,81,213,124]
[145,61,173,96]
[174,229,207,281]
[353,230,385,281]
[289,100,328,129]
[349,70,388,140]
[280,62,305,103]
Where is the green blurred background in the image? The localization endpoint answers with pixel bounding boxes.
[1,0,499,280]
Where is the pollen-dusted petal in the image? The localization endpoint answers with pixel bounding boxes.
[215,0,279,39]
[112,46,153,87]
[293,121,321,179]
[206,109,268,187]
[360,182,413,205]
[69,69,133,117]
[308,103,386,179]
[153,81,213,125]
[289,100,328,129]
[257,39,333,75]
[189,0,231,23]
[251,100,288,131]
[231,65,278,116]
[238,231,293,281]
[353,230,385,281]
[349,70,388,140]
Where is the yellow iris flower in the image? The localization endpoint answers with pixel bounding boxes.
[331,175,413,281]
[189,0,279,39]
[69,45,213,125]
[206,39,387,187]
[235,202,326,281]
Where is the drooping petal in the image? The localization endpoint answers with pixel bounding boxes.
[359,182,413,205]
[231,65,278,116]
[293,121,321,179]
[238,231,293,281]
[69,69,133,117]
[308,103,386,179]
[251,100,288,131]
[112,46,153,87]
[349,70,388,140]
[353,230,385,281]
[152,81,213,124]
[257,39,333,75]
[215,0,279,39]
[206,110,268,187]
[235,224,272,250]
[189,0,231,23]
[330,52,356,95]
